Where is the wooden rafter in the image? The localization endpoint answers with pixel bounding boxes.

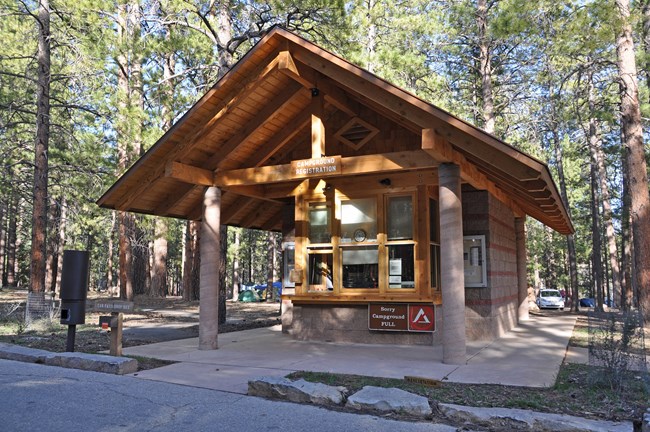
[154,183,197,216]
[222,196,255,225]
[108,51,289,210]
[204,80,305,171]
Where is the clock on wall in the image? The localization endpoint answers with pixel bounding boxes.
[353,229,367,242]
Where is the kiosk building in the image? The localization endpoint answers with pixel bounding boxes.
[98,27,573,364]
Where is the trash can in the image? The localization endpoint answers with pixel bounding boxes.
[59,250,90,325]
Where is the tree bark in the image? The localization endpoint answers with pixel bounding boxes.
[5,189,18,288]
[219,225,227,324]
[29,0,51,298]
[182,221,193,301]
[231,228,241,301]
[118,212,134,300]
[53,197,66,295]
[551,130,579,311]
[107,211,115,295]
[594,134,622,307]
[477,0,495,135]
[615,0,650,322]
[589,121,604,312]
[621,143,634,310]
[0,197,5,286]
[151,217,168,297]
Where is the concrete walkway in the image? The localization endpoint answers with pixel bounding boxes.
[123,313,577,394]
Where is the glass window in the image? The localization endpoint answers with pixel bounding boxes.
[282,242,295,288]
[430,244,440,289]
[387,196,413,240]
[308,252,333,291]
[309,202,330,244]
[464,235,487,287]
[342,246,378,288]
[341,198,377,243]
[429,198,439,243]
[387,244,415,289]
[430,198,440,289]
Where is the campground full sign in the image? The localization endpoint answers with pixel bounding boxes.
[368,304,435,332]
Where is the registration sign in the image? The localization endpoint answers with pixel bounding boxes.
[368,304,408,331]
[369,304,435,332]
[291,156,341,178]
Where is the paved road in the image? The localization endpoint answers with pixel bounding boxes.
[0,359,456,432]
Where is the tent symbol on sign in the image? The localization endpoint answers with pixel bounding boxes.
[408,305,434,332]
[413,308,430,324]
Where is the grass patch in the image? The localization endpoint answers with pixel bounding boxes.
[288,362,648,422]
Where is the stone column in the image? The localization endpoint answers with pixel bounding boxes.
[199,187,221,350]
[438,163,466,365]
[515,217,529,321]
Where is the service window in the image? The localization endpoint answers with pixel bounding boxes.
[340,198,377,243]
[308,249,333,291]
[387,244,414,288]
[342,246,378,288]
[309,202,331,244]
[386,195,415,290]
[387,195,413,240]
[340,198,378,289]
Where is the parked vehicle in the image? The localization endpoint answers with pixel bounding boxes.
[579,298,595,308]
[537,289,565,310]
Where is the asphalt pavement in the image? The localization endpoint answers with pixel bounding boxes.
[0,359,457,432]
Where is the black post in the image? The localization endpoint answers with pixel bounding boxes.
[66,325,76,352]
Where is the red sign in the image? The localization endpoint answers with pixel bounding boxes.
[408,305,435,332]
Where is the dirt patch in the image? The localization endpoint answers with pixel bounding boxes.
[0,289,281,370]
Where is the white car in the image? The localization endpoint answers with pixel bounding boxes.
[537,289,565,310]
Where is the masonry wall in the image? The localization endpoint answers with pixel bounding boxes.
[283,303,442,345]
[462,186,518,341]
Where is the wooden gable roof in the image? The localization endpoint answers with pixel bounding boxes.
[97,27,573,235]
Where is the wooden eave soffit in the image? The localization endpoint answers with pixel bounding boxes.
[422,128,525,218]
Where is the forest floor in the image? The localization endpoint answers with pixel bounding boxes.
[0,287,648,424]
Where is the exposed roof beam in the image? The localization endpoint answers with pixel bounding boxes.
[165,161,214,186]
[214,150,438,187]
[422,128,524,218]
[108,53,290,210]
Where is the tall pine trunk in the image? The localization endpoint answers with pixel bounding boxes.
[27,0,51,319]
[5,189,18,288]
[588,109,604,312]
[232,228,240,301]
[552,129,579,311]
[615,0,650,322]
[151,217,168,297]
[621,143,634,309]
[594,136,622,306]
[477,0,495,135]
[0,197,5,286]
